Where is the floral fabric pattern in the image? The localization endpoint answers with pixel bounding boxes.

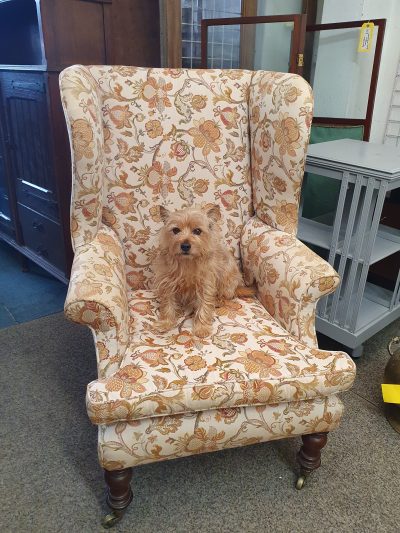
[60,65,355,470]
[241,217,340,347]
[86,290,355,425]
[249,71,313,233]
[98,395,344,469]
[65,225,130,378]
[60,65,255,289]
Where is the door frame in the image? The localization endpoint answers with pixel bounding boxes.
[306,18,386,141]
[201,14,307,75]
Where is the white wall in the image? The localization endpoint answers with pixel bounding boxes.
[313,0,400,143]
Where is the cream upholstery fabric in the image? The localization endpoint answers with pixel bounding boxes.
[60,65,355,470]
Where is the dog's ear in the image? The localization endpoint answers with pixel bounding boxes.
[159,206,170,223]
[204,204,220,222]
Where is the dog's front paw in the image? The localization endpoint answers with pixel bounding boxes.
[192,322,212,338]
[153,319,176,334]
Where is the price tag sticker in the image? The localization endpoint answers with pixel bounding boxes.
[358,22,374,53]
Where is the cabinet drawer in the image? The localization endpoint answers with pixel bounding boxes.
[16,179,59,221]
[18,204,65,270]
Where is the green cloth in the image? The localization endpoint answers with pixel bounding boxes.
[302,125,364,220]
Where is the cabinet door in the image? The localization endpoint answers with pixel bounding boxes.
[0,72,59,221]
[0,124,15,238]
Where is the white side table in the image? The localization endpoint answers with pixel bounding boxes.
[298,139,400,357]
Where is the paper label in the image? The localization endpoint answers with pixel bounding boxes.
[358,22,374,53]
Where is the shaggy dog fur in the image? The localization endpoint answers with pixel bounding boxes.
[153,204,253,338]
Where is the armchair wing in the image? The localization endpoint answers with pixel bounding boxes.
[65,225,130,378]
[241,217,340,347]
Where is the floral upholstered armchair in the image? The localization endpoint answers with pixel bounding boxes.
[60,65,356,527]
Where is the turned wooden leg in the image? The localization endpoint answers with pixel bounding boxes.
[102,468,133,528]
[296,432,328,490]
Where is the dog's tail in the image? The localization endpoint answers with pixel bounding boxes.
[235,285,257,298]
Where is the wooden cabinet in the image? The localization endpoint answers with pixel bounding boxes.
[0,0,160,282]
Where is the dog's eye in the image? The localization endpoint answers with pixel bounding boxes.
[192,228,202,235]
[172,227,181,234]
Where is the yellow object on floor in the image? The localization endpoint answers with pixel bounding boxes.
[382,384,400,404]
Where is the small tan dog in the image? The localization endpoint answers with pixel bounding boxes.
[153,204,253,338]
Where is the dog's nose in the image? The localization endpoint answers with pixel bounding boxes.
[181,242,191,253]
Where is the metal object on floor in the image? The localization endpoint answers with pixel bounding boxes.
[383,337,400,434]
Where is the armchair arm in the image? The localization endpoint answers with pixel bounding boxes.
[241,217,339,347]
[65,224,130,378]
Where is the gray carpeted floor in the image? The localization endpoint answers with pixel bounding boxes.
[1,313,399,533]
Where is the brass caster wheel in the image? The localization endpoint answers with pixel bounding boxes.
[102,510,124,529]
[296,475,306,490]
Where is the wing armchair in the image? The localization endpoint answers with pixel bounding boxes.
[60,65,356,527]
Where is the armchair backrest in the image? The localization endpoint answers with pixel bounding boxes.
[60,66,312,290]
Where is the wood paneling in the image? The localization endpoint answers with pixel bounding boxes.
[40,0,106,69]
[104,0,161,67]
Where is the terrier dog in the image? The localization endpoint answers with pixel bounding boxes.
[153,204,253,338]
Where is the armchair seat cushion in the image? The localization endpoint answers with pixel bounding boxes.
[86,290,355,424]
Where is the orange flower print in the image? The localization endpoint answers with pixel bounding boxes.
[215,408,239,424]
[219,189,240,210]
[145,119,163,138]
[272,201,298,233]
[273,113,301,157]
[262,292,276,317]
[107,104,133,129]
[185,355,207,371]
[177,427,226,454]
[140,349,168,367]
[96,341,110,362]
[238,349,276,377]
[192,385,214,400]
[300,106,313,129]
[277,294,296,322]
[215,106,240,129]
[216,300,245,320]
[251,105,260,124]
[74,279,103,299]
[144,161,177,197]
[108,191,136,215]
[103,125,112,153]
[71,118,94,160]
[97,233,121,255]
[318,276,337,293]
[193,179,208,194]
[239,380,272,404]
[175,331,195,348]
[273,176,286,193]
[131,300,152,316]
[260,130,271,151]
[310,348,331,360]
[273,233,295,247]
[80,198,98,221]
[126,269,147,289]
[246,235,268,264]
[230,333,248,344]
[262,339,292,355]
[188,119,222,156]
[191,94,207,111]
[169,140,190,161]
[102,206,117,228]
[141,76,173,112]
[105,364,148,397]
[283,85,302,105]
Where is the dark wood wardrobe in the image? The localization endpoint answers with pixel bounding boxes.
[0,0,160,282]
